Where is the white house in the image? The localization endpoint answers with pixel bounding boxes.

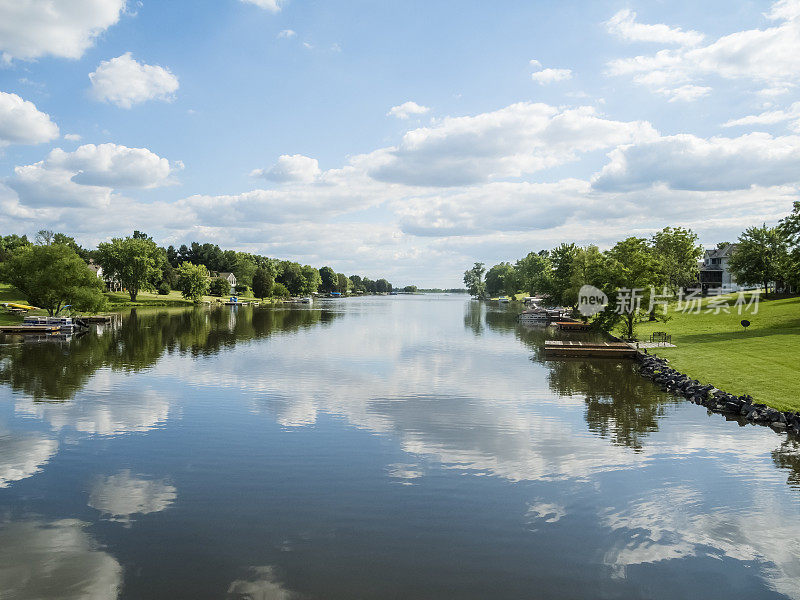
[699,244,740,292]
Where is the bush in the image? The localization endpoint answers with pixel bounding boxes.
[209,277,230,297]
[235,284,249,295]
[272,282,290,298]
[157,281,171,295]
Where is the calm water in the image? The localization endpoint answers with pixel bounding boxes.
[1,295,799,599]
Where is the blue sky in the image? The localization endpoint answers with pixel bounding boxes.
[1,0,799,286]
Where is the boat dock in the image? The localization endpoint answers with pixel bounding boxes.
[543,340,638,358]
[555,321,592,331]
[0,325,62,334]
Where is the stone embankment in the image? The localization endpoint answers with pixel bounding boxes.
[638,353,800,436]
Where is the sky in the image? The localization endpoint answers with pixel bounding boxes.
[1,0,799,287]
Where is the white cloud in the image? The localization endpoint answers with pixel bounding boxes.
[531,67,572,84]
[359,102,657,187]
[606,9,704,46]
[89,52,179,109]
[89,471,177,522]
[63,133,82,141]
[723,101,800,131]
[607,0,800,97]
[657,83,712,102]
[0,0,125,62]
[226,567,295,600]
[0,91,59,147]
[6,142,179,208]
[240,0,284,12]
[592,132,800,191]
[529,59,542,69]
[388,101,430,119]
[251,153,321,182]
[277,29,296,38]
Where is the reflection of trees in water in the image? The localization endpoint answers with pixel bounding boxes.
[463,301,520,337]
[463,301,485,336]
[0,307,339,401]
[547,360,674,451]
[772,437,800,488]
[477,305,675,452]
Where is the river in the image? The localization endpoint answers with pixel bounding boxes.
[1,295,798,599]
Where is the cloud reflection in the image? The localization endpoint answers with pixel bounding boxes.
[226,566,297,600]
[0,519,122,600]
[89,470,177,523]
[0,424,58,488]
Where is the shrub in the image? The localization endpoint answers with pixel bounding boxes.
[272,282,290,297]
[157,281,171,295]
[209,277,230,297]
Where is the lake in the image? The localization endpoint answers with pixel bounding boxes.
[1,295,799,599]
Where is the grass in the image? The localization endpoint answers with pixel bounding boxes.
[635,292,800,412]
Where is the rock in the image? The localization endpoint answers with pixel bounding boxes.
[770,421,787,432]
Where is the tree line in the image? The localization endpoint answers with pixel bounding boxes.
[0,229,402,314]
[463,203,800,338]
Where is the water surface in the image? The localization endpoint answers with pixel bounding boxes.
[1,295,799,599]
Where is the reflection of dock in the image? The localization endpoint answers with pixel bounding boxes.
[543,340,637,358]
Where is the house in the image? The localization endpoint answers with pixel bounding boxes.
[218,272,237,288]
[699,244,740,292]
[87,260,122,292]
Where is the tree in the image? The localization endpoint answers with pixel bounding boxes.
[463,262,486,298]
[485,262,516,297]
[602,237,660,339]
[779,201,800,291]
[0,234,30,262]
[209,277,230,296]
[35,229,55,245]
[650,227,702,295]
[277,261,304,296]
[403,285,418,293]
[272,282,290,297]
[546,243,578,305]
[375,278,390,293]
[252,267,274,299]
[319,266,337,293]
[336,273,351,294]
[350,275,364,293]
[514,252,551,298]
[300,265,322,295]
[729,225,789,296]
[176,262,210,303]
[0,244,106,315]
[96,234,165,301]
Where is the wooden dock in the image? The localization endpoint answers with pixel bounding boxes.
[543,340,638,358]
[0,325,61,334]
[555,321,592,331]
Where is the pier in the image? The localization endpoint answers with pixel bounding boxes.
[543,340,638,358]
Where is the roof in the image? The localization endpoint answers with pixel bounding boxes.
[218,272,235,278]
[704,244,738,260]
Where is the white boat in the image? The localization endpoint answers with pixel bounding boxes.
[23,315,81,330]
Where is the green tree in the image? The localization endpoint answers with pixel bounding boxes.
[176,262,210,303]
[272,282,290,297]
[514,252,551,298]
[0,244,106,315]
[96,234,165,301]
[209,277,230,296]
[277,261,304,296]
[375,278,390,293]
[729,224,789,296]
[650,226,702,295]
[779,201,800,291]
[546,243,578,305]
[336,273,351,294]
[252,266,274,299]
[349,275,364,293]
[602,237,660,339]
[485,262,517,297]
[0,234,30,262]
[463,262,486,298]
[301,265,322,295]
[319,266,337,293]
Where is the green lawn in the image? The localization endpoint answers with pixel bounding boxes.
[635,293,800,412]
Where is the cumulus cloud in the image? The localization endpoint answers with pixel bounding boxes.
[277,29,296,38]
[0,0,125,62]
[592,132,800,191]
[240,0,284,12]
[359,102,657,187]
[89,52,179,109]
[388,101,430,119]
[6,143,179,208]
[723,101,800,131]
[531,67,573,84]
[607,0,800,98]
[251,154,321,182]
[0,92,59,147]
[606,9,704,46]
